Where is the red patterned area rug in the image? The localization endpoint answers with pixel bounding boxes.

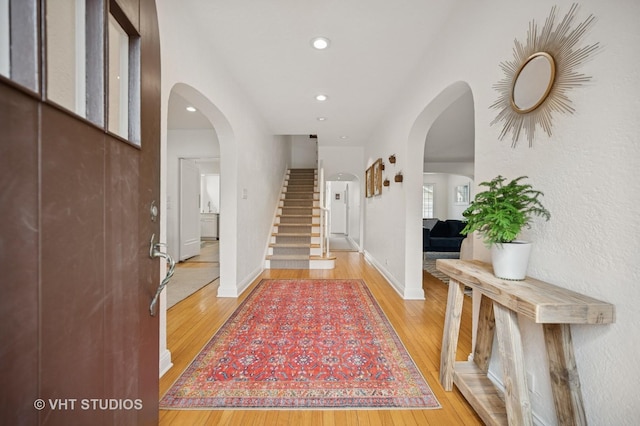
[160,279,441,409]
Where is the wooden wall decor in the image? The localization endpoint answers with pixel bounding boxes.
[373,158,383,196]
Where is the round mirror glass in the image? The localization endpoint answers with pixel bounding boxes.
[511,52,556,113]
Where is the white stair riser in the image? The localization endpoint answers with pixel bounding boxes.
[309,258,336,269]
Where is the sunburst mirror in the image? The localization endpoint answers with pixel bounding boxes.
[490,4,600,147]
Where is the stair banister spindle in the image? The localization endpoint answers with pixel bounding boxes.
[319,163,325,255]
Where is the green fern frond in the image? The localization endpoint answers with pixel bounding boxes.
[461,175,550,246]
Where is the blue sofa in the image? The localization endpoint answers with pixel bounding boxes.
[423,219,467,253]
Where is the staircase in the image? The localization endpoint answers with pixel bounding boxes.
[266,168,335,269]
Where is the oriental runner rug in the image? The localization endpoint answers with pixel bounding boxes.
[160,279,441,409]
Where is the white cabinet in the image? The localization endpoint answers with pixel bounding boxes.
[200,213,218,239]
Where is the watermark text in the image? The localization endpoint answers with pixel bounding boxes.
[34,398,143,411]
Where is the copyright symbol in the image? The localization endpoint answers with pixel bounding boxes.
[34,399,46,410]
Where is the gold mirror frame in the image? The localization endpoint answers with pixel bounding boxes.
[490,4,600,147]
[511,52,556,114]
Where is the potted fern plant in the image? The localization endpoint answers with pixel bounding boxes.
[461,175,550,280]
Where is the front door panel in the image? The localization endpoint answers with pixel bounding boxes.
[0,0,161,424]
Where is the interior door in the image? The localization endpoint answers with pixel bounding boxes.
[179,158,202,260]
[0,1,161,424]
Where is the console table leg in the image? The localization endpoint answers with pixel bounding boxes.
[474,294,495,373]
[494,302,533,426]
[439,278,465,391]
[543,323,587,426]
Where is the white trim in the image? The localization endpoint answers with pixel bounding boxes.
[159,349,173,378]
[346,235,360,252]
[218,265,263,298]
[364,250,425,300]
[363,250,404,297]
[263,169,289,268]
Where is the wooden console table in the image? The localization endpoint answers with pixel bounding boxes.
[436,259,614,426]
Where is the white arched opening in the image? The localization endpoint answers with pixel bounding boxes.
[403,81,475,299]
[159,82,237,376]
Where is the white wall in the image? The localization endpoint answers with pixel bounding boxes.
[201,175,219,213]
[157,0,292,376]
[347,180,361,246]
[328,181,347,234]
[448,174,472,220]
[319,146,365,249]
[363,0,640,423]
[422,173,473,220]
[423,173,448,219]
[291,135,317,168]
[158,1,291,298]
[199,159,220,213]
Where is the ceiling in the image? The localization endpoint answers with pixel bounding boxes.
[167,0,473,162]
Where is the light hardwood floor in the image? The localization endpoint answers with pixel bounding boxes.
[159,251,482,425]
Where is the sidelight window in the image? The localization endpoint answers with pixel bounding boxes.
[46,0,87,117]
[107,4,140,145]
[107,14,129,139]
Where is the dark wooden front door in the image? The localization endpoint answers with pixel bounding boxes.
[0,1,161,424]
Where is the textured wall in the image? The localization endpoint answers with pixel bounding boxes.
[365,0,640,423]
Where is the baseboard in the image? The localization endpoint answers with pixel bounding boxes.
[363,250,406,298]
[486,370,547,425]
[159,348,173,378]
[346,235,360,252]
[236,265,264,296]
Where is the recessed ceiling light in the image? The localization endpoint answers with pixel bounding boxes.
[315,94,328,101]
[186,106,196,112]
[317,117,327,121]
[340,136,349,140]
[311,37,330,50]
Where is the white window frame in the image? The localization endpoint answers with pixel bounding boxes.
[422,184,434,219]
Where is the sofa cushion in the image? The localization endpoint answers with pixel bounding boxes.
[429,220,449,237]
[429,237,465,250]
[446,220,466,237]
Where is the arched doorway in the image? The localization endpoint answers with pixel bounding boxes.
[403,81,475,299]
[165,88,220,308]
[160,83,236,376]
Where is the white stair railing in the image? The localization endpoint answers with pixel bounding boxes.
[318,162,330,257]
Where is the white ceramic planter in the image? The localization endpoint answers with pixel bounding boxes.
[491,241,532,280]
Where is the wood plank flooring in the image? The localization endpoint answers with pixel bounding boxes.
[159,251,482,425]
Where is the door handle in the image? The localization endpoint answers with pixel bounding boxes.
[149,234,176,316]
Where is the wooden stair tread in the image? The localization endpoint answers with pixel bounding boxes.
[267,169,332,270]
[266,254,310,260]
[269,243,312,248]
[267,255,336,261]
[282,192,319,195]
